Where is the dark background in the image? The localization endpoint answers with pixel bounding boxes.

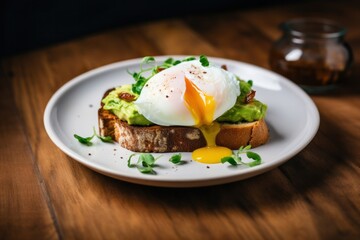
[1,0,298,57]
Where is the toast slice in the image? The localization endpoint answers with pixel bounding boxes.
[98,107,269,153]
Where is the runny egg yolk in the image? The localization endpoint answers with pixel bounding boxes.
[183,77,232,164]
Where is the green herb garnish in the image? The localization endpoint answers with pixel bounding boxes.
[74,127,113,146]
[245,150,262,167]
[221,145,262,167]
[98,135,113,143]
[141,56,156,65]
[128,153,160,174]
[130,56,157,94]
[220,156,238,166]
[169,153,184,165]
[199,55,209,67]
[74,133,95,146]
[129,56,207,94]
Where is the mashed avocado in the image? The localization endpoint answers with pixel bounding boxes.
[102,85,152,125]
[102,80,267,125]
[216,80,267,123]
[216,100,267,123]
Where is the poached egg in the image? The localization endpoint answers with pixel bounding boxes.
[135,59,240,163]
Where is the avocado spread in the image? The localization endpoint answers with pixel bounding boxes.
[102,85,152,125]
[102,80,267,125]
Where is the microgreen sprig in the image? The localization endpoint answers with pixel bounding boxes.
[221,145,262,167]
[199,55,209,67]
[127,153,161,174]
[74,127,113,146]
[169,153,185,165]
[127,153,185,174]
[74,133,95,146]
[129,56,203,94]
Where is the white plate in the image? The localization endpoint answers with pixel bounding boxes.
[44,56,319,187]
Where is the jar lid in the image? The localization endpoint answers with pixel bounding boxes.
[281,18,347,39]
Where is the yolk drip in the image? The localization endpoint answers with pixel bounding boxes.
[183,77,232,164]
[192,123,233,164]
[183,77,215,126]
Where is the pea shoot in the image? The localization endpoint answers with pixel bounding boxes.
[74,127,113,146]
[169,153,185,165]
[128,153,160,174]
[199,55,209,67]
[127,153,186,174]
[129,56,205,94]
[221,145,262,167]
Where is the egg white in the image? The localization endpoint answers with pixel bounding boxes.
[134,60,240,126]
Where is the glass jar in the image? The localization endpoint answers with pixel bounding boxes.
[269,18,353,93]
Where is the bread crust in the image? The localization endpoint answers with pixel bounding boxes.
[98,108,269,153]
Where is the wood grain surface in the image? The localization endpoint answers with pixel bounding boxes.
[1,0,360,239]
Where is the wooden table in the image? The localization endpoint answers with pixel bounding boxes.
[1,1,359,239]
